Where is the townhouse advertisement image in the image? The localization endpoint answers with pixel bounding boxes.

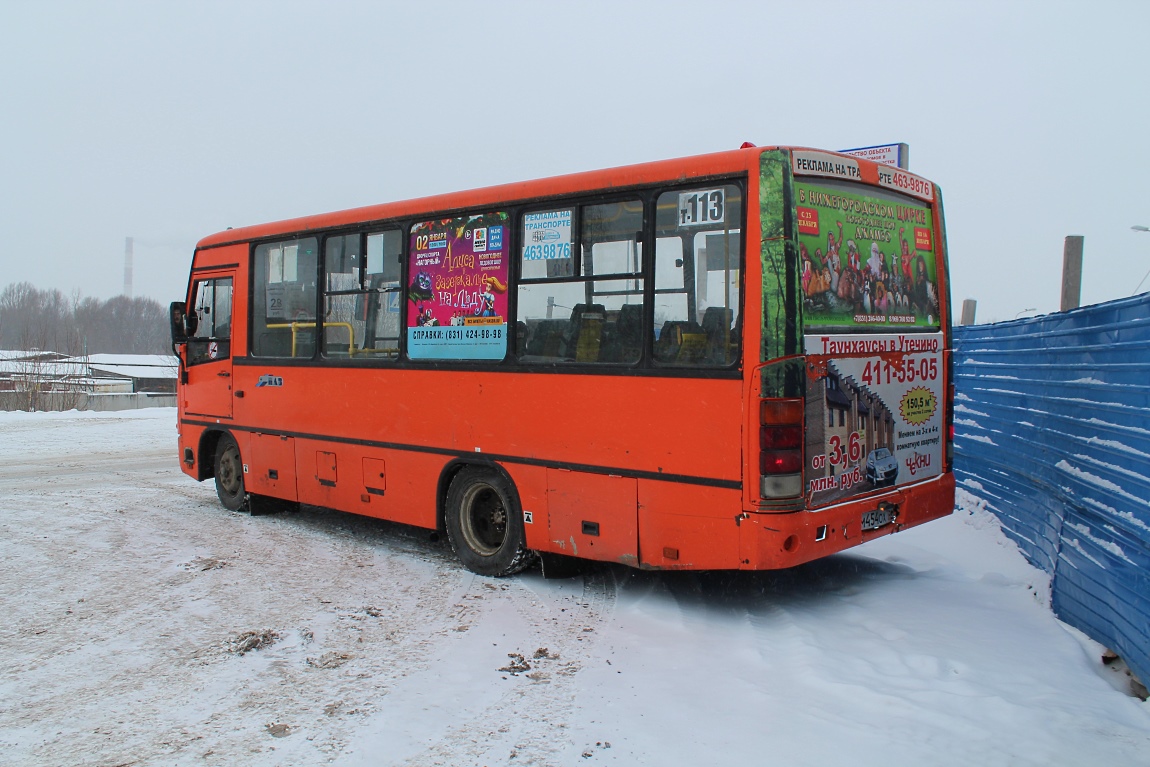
[802,332,945,506]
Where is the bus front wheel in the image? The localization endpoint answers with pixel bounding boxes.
[445,467,535,577]
[213,434,247,512]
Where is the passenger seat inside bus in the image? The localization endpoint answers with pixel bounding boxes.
[524,319,569,359]
[701,306,735,364]
[601,303,643,363]
[654,320,708,365]
[568,303,606,363]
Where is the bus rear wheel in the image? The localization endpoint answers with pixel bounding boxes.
[445,467,535,577]
[213,434,247,511]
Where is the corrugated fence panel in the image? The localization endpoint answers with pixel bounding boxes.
[954,294,1150,688]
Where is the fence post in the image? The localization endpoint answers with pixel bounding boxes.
[960,299,977,326]
[1061,236,1084,311]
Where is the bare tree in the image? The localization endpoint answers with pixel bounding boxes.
[1,283,172,410]
[2,283,170,355]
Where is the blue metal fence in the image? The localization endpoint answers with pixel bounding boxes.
[953,294,1150,686]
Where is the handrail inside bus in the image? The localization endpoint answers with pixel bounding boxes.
[265,321,400,357]
[267,321,354,357]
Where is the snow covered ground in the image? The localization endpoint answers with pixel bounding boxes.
[0,409,1147,767]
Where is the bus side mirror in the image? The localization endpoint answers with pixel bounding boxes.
[170,301,190,344]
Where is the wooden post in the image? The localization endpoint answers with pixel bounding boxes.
[1061,236,1083,312]
[960,299,977,326]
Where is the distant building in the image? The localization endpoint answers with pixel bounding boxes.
[0,350,80,392]
[0,351,177,394]
[83,354,178,394]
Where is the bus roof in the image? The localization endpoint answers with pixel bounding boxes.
[196,146,777,250]
[194,145,931,250]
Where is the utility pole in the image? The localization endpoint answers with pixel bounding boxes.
[1061,235,1083,312]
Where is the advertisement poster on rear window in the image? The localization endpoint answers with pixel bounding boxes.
[795,180,940,329]
[407,212,509,360]
[802,332,944,507]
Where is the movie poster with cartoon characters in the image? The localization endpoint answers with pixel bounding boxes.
[802,332,945,507]
[407,211,509,360]
[795,180,940,328]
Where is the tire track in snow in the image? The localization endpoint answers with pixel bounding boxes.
[396,571,616,767]
[0,427,482,765]
[3,498,479,765]
[0,415,623,766]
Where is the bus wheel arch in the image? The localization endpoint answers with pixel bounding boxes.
[435,459,517,534]
[196,429,229,482]
[442,462,536,577]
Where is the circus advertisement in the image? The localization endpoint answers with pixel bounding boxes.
[407,211,509,360]
[802,332,945,507]
[795,180,940,329]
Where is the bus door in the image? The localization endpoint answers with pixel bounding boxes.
[184,274,235,419]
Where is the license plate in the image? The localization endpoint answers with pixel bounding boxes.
[861,508,894,531]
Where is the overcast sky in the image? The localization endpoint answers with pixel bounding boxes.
[2,0,1147,323]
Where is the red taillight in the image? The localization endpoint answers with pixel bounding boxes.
[761,424,802,451]
[761,399,803,424]
[759,398,803,495]
[761,449,803,474]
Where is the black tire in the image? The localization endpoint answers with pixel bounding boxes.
[213,434,247,511]
[445,466,536,577]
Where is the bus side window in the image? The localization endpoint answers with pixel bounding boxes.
[320,230,403,360]
[517,201,645,365]
[653,185,742,367]
[364,230,403,357]
[252,237,319,358]
[186,277,233,365]
[322,234,360,357]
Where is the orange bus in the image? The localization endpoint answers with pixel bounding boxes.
[170,145,955,576]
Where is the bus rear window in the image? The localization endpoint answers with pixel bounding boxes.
[794,179,939,331]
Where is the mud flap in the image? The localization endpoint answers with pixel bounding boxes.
[248,495,299,516]
[539,551,587,580]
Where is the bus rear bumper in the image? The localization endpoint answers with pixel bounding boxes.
[738,472,956,570]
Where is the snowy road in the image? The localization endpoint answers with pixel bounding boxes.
[0,409,1147,767]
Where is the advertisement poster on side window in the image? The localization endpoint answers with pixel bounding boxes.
[407,212,509,360]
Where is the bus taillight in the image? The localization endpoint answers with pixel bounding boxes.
[760,398,803,498]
